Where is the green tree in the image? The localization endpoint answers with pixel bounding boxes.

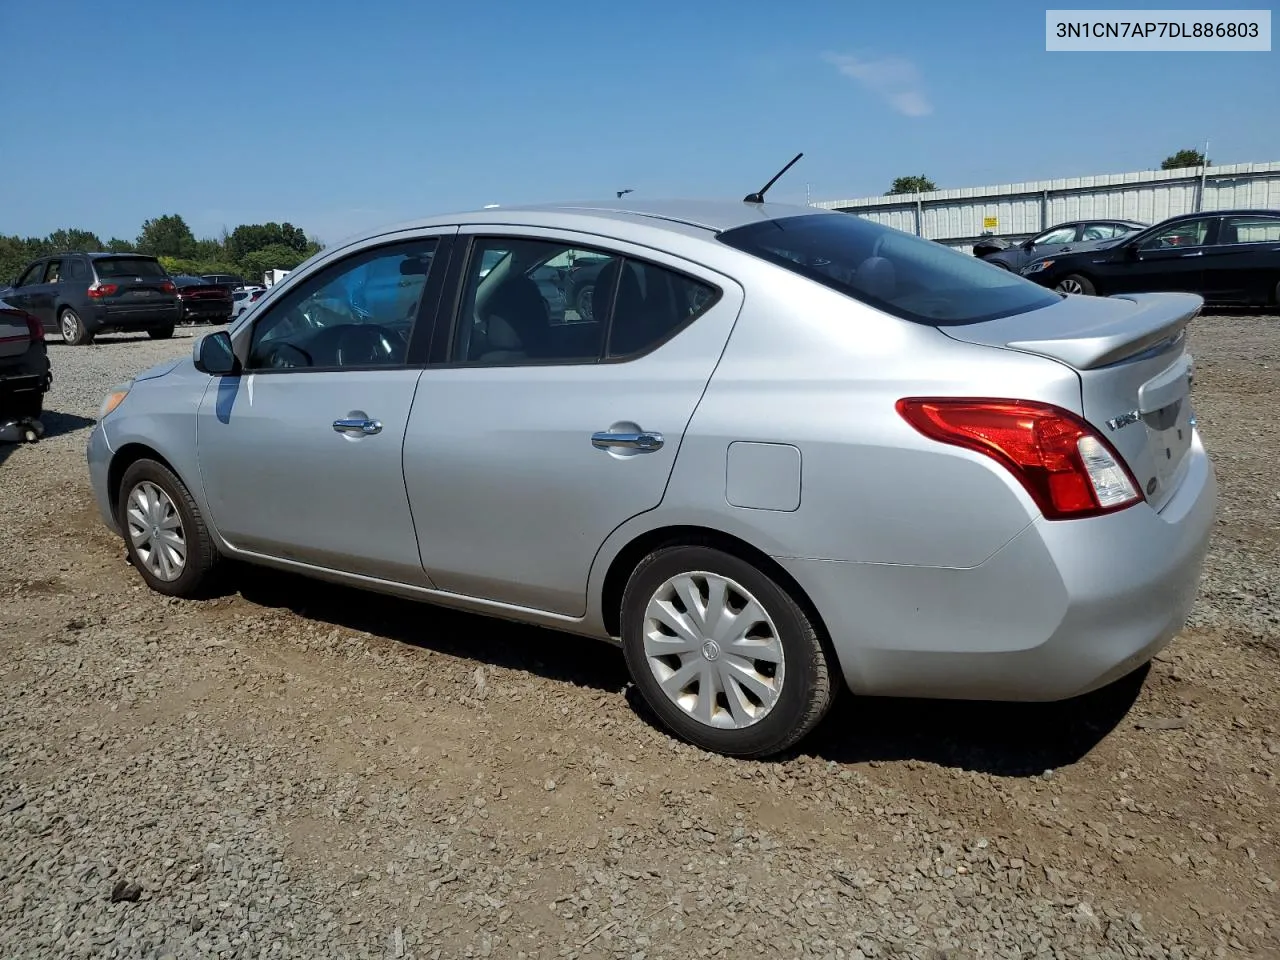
[46,228,104,252]
[1161,148,1210,170]
[886,175,937,195]
[237,244,312,284]
[137,214,198,259]
[105,237,134,253]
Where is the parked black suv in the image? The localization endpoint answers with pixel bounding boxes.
[1,253,180,345]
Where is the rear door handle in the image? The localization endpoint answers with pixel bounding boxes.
[1180,251,1203,257]
[591,430,664,451]
[333,417,382,435]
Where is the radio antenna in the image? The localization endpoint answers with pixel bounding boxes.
[744,152,804,204]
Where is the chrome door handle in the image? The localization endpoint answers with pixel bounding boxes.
[591,430,664,451]
[333,417,382,435]
[1180,251,1203,257]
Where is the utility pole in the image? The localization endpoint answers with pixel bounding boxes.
[1198,137,1211,212]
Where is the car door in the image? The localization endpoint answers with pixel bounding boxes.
[195,232,453,583]
[7,261,52,328]
[1106,217,1214,294]
[1199,214,1280,305]
[402,228,742,617]
[1014,224,1078,270]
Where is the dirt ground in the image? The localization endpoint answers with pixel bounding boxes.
[0,316,1276,959]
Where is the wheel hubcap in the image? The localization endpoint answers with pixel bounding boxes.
[642,571,785,730]
[1057,278,1083,294]
[62,315,77,339]
[125,481,186,581]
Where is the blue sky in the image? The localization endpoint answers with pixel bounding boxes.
[0,0,1275,245]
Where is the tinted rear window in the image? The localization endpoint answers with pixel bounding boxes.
[94,257,167,279]
[718,213,1060,326]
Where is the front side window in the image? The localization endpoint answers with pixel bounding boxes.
[43,260,63,283]
[719,213,1059,326]
[247,239,437,371]
[1034,226,1077,245]
[16,262,45,287]
[1140,219,1209,250]
[1218,216,1280,245]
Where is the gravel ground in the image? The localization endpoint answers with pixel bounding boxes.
[1,319,1277,960]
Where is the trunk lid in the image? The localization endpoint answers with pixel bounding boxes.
[0,305,31,361]
[92,257,177,304]
[940,291,1202,513]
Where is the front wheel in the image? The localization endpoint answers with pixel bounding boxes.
[1055,274,1096,296]
[118,458,221,598]
[60,309,92,345]
[620,544,837,758]
[148,325,176,340]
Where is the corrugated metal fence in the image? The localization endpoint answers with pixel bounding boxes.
[812,161,1280,253]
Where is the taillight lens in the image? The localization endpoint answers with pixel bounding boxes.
[24,312,44,341]
[160,280,176,294]
[896,398,1142,520]
[87,282,118,298]
[250,290,263,301]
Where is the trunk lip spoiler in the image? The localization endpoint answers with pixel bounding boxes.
[1003,292,1202,370]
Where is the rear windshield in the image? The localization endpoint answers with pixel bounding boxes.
[718,213,1060,326]
[94,257,167,279]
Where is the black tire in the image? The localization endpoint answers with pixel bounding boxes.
[147,325,176,340]
[620,544,837,758]
[7,392,43,420]
[117,458,221,598]
[574,284,595,321]
[59,308,92,345]
[1055,273,1097,296]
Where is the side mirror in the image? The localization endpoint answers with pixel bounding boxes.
[193,330,239,375]
[1022,239,1036,250]
[1125,243,1142,260]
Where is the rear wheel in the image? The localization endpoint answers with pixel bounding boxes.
[620,544,837,758]
[574,284,595,321]
[118,458,221,598]
[59,308,92,345]
[1055,274,1096,296]
[148,325,176,340]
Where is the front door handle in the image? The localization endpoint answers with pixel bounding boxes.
[333,417,382,436]
[1180,250,1204,257]
[591,430,664,451]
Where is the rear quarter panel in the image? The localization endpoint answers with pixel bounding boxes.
[587,261,1085,629]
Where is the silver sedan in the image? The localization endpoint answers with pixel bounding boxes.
[85,199,1217,758]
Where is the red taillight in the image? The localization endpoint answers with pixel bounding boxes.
[25,312,44,341]
[896,397,1143,520]
[160,280,176,293]
[87,282,118,298]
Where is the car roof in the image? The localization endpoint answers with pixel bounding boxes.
[1158,208,1279,222]
[352,198,835,244]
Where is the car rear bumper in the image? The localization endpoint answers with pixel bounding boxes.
[88,303,181,330]
[779,431,1217,702]
[0,344,52,401]
[86,421,119,534]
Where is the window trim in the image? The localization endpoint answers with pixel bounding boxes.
[437,231,724,370]
[237,235,452,376]
[1215,214,1280,247]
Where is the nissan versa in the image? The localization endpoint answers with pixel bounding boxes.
[85,198,1216,758]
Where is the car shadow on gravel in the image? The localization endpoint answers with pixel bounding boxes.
[799,665,1148,777]
[0,410,95,470]
[231,568,629,693]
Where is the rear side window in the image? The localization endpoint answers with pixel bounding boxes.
[94,257,167,279]
[718,213,1060,326]
[65,259,89,281]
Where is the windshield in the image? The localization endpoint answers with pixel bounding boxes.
[719,213,1060,326]
[94,257,167,279]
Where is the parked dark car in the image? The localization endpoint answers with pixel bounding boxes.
[173,275,234,324]
[1020,209,1280,307]
[0,253,179,345]
[0,296,51,420]
[978,219,1147,272]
